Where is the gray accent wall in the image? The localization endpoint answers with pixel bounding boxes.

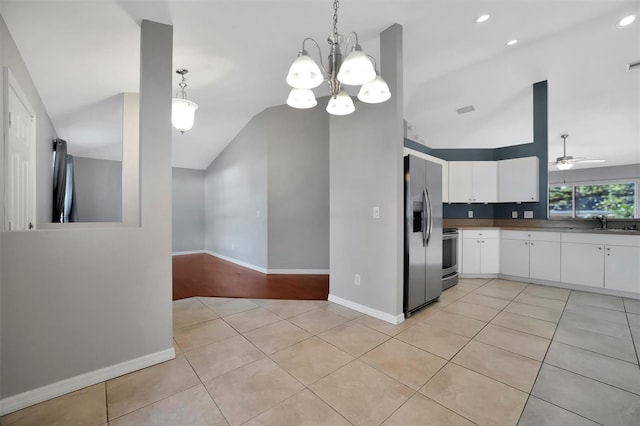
[0,15,56,225]
[173,167,205,252]
[205,113,269,268]
[329,24,405,318]
[266,105,329,270]
[1,20,173,399]
[73,156,123,222]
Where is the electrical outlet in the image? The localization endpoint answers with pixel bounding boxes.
[467,210,473,218]
[372,206,380,219]
[524,211,534,219]
[354,274,361,286]
[512,211,518,219]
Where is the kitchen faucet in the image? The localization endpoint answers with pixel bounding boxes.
[594,214,608,229]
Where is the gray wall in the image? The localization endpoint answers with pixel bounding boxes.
[329,24,405,318]
[73,156,122,222]
[204,104,330,271]
[549,164,640,185]
[205,113,269,268]
[266,105,329,270]
[0,15,56,225]
[173,167,205,252]
[1,20,173,399]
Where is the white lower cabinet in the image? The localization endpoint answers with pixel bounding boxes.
[501,239,530,277]
[530,241,561,282]
[605,245,640,293]
[561,242,605,288]
[501,231,561,282]
[462,229,500,274]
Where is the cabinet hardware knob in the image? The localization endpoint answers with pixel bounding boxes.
[606,248,610,251]
[525,242,528,245]
[598,247,602,250]
[531,243,534,246]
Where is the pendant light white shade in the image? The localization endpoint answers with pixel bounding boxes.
[326,91,355,115]
[556,162,574,170]
[337,47,376,86]
[357,74,391,104]
[286,88,317,109]
[286,52,324,89]
[172,98,198,133]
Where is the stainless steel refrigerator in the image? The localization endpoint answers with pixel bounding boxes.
[404,155,443,317]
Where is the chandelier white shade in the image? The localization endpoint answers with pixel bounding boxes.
[357,74,391,104]
[171,98,198,133]
[286,51,324,89]
[172,68,198,134]
[337,46,376,86]
[286,88,318,109]
[326,91,355,115]
[285,0,390,116]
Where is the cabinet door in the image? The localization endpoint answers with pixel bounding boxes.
[561,243,604,287]
[498,157,539,202]
[481,238,500,273]
[462,239,481,273]
[605,245,640,293]
[530,241,561,282]
[449,162,474,203]
[473,162,498,203]
[501,239,529,277]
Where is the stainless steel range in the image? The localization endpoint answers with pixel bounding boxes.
[443,228,459,290]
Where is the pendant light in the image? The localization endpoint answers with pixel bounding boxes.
[285,0,391,115]
[172,68,198,134]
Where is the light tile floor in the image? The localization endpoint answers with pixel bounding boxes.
[3,279,640,425]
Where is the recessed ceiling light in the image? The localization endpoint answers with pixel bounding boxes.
[506,39,518,46]
[617,15,636,28]
[475,14,490,23]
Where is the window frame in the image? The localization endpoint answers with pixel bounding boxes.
[548,179,639,219]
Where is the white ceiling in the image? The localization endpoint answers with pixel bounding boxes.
[2,0,639,170]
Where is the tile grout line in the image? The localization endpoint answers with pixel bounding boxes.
[514,288,571,425]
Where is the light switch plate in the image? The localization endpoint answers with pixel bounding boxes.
[468,210,474,218]
[512,211,518,219]
[373,206,380,219]
[524,211,533,219]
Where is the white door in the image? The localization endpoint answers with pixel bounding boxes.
[480,238,500,273]
[472,162,498,203]
[462,238,481,273]
[605,245,640,293]
[530,240,561,282]
[501,239,530,277]
[448,162,473,202]
[561,243,604,287]
[6,72,36,231]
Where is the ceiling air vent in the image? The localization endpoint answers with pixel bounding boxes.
[456,105,475,114]
[627,61,640,72]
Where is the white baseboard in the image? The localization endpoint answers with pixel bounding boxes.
[459,273,499,279]
[203,251,328,275]
[172,250,206,256]
[0,348,175,416]
[328,294,404,325]
[267,269,329,275]
[204,251,268,273]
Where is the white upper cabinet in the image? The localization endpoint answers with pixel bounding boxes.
[449,161,497,203]
[498,157,539,202]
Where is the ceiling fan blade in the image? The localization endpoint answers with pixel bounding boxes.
[574,159,605,163]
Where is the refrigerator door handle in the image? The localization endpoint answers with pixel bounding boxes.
[425,187,433,246]
[422,189,428,247]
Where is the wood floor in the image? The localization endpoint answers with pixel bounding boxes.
[172,253,329,301]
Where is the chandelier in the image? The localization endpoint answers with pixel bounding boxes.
[172,68,198,134]
[285,0,391,115]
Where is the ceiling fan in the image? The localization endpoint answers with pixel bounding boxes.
[550,134,605,170]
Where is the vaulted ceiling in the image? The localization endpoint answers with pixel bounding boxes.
[2,0,639,170]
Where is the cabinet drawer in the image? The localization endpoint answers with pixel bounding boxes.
[463,229,500,239]
[502,230,561,241]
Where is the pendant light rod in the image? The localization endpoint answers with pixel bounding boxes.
[561,134,568,157]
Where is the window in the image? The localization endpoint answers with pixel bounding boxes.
[549,183,636,218]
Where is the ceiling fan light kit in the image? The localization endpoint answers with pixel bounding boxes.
[172,68,198,134]
[551,133,605,170]
[285,0,391,115]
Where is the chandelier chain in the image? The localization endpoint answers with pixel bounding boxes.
[332,0,339,40]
